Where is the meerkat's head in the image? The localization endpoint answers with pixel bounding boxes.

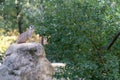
[29,25,34,30]
[27,25,35,32]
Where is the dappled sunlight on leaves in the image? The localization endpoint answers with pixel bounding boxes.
[0,29,18,54]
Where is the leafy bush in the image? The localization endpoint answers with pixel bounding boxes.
[42,0,120,80]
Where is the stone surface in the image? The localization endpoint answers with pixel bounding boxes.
[0,42,54,80]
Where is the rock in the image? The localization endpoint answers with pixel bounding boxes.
[0,42,54,80]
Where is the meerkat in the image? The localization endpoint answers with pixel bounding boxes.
[16,25,34,43]
[41,36,48,45]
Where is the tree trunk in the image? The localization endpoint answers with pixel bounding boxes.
[16,0,23,34]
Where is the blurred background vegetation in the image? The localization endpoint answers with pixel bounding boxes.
[0,0,120,80]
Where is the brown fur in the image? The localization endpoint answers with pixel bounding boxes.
[16,26,34,43]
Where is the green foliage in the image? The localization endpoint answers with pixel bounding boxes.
[0,0,120,80]
[43,0,120,79]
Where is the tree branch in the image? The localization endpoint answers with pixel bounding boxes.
[107,31,120,50]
